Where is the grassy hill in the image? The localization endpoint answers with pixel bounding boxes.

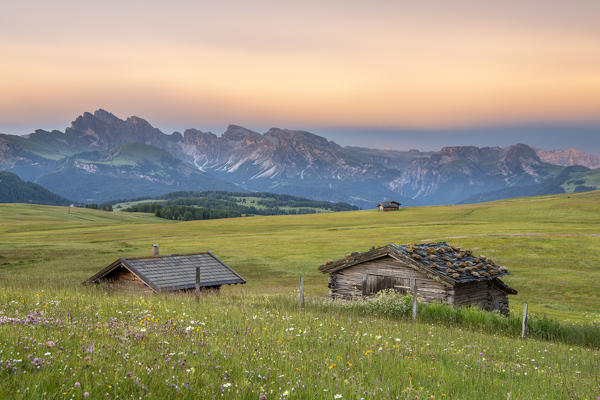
[0,192,599,398]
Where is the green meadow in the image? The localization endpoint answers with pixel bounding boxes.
[2,190,599,321]
[0,191,599,398]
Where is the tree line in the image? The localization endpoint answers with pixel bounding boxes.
[123,203,241,221]
[114,190,359,221]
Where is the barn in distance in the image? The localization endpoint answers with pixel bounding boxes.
[318,242,516,315]
[84,245,245,292]
[377,201,401,211]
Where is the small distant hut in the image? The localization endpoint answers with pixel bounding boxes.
[318,242,516,315]
[83,247,245,292]
[377,201,401,211]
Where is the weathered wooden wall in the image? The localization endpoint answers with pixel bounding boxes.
[102,266,153,292]
[329,256,510,314]
[329,256,454,304]
[453,281,510,315]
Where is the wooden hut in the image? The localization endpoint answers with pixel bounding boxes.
[83,251,245,292]
[377,201,401,211]
[318,242,516,315]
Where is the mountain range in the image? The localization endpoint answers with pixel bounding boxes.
[1,109,598,206]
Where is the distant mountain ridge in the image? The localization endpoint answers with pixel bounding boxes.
[535,147,600,169]
[0,109,598,205]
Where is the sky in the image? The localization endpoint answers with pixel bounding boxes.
[1,1,599,153]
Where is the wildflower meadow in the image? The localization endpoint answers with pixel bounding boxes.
[1,191,599,398]
[1,289,599,399]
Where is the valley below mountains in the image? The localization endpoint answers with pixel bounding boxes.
[1,109,598,206]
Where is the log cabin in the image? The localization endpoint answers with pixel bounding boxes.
[83,247,245,292]
[377,201,401,211]
[318,242,517,315]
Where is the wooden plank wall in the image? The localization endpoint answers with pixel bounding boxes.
[330,256,454,304]
[103,266,153,292]
[452,281,509,315]
[329,256,511,314]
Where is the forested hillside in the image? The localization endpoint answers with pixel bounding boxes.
[0,171,71,205]
[118,190,359,221]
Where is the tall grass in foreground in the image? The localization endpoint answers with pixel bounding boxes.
[0,287,599,399]
[286,290,600,349]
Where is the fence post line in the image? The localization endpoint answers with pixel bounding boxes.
[299,276,305,309]
[195,266,200,302]
[412,280,417,321]
[521,302,528,338]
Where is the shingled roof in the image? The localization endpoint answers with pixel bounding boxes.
[318,242,516,291]
[84,252,245,292]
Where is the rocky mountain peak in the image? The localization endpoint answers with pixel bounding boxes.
[535,147,600,169]
[92,109,121,123]
[504,143,540,161]
[221,125,261,141]
[265,128,333,148]
[66,110,166,148]
[438,146,482,159]
[125,115,152,127]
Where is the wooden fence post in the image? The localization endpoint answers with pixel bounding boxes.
[195,266,200,302]
[521,302,528,338]
[299,276,305,309]
[412,280,417,320]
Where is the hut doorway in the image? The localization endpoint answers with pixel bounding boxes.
[362,274,409,296]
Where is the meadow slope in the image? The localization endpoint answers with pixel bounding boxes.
[1,191,599,321]
[0,192,599,398]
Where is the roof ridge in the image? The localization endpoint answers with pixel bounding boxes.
[123,252,209,261]
[83,251,246,291]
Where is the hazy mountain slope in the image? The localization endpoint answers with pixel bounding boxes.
[37,143,241,203]
[343,146,433,170]
[385,144,561,204]
[560,167,600,192]
[461,165,598,203]
[0,134,63,181]
[0,171,71,205]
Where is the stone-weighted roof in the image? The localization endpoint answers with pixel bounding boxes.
[318,242,515,290]
[390,242,510,284]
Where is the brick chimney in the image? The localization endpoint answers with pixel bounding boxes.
[152,244,159,256]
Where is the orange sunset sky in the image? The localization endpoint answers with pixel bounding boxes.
[1,1,599,142]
